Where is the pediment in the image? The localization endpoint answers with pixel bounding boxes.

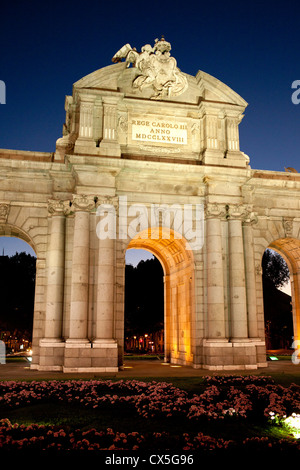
[73,62,202,104]
[196,70,248,108]
[73,63,126,91]
[73,62,247,111]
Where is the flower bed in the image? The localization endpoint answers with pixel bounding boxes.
[0,377,299,453]
[0,419,299,454]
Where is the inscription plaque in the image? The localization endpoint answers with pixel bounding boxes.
[130,114,188,146]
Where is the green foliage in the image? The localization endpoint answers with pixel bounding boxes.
[262,249,290,288]
[0,252,36,332]
[125,257,163,336]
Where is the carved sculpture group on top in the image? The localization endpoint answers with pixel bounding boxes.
[112,37,188,99]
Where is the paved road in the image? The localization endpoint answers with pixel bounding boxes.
[0,358,300,383]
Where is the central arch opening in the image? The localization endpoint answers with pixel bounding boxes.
[125,249,164,357]
[125,228,195,366]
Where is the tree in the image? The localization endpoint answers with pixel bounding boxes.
[125,257,164,338]
[262,249,289,288]
[262,249,292,350]
[0,252,36,334]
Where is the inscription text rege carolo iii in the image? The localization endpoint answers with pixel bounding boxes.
[131,116,188,145]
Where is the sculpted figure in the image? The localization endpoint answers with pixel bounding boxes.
[112,37,188,99]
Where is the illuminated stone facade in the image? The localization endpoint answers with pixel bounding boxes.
[1,38,300,371]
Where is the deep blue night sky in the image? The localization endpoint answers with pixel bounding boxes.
[0,0,300,262]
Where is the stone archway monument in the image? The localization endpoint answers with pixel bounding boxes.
[1,37,300,372]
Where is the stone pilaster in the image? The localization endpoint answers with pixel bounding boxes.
[74,95,96,153]
[99,96,121,156]
[225,116,239,152]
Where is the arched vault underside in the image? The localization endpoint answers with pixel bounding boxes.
[269,238,300,344]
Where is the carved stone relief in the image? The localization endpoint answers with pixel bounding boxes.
[112,37,188,99]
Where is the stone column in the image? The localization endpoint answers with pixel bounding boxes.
[93,197,118,370]
[43,200,67,340]
[95,236,115,341]
[38,200,68,371]
[228,205,248,339]
[94,197,117,341]
[67,195,95,342]
[205,203,226,339]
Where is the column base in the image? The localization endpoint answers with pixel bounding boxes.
[99,140,121,157]
[35,338,119,372]
[202,338,267,370]
[169,350,194,367]
[92,339,118,348]
[62,366,118,373]
[63,338,118,372]
[65,338,91,347]
[202,149,248,168]
[74,138,97,154]
[37,338,65,370]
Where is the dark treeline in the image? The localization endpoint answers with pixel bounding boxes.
[125,257,164,338]
[262,249,293,350]
[0,252,36,336]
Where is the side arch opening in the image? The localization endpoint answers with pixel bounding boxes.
[263,238,300,359]
[0,235,37,360]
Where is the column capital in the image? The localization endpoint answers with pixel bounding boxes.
[243,211,258,225]
[71,194,96,212]
[205,202,226,219]
[226,203,252,220]
[95,195,119,210]
[205,202,257,223]
[48,199,71,216]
